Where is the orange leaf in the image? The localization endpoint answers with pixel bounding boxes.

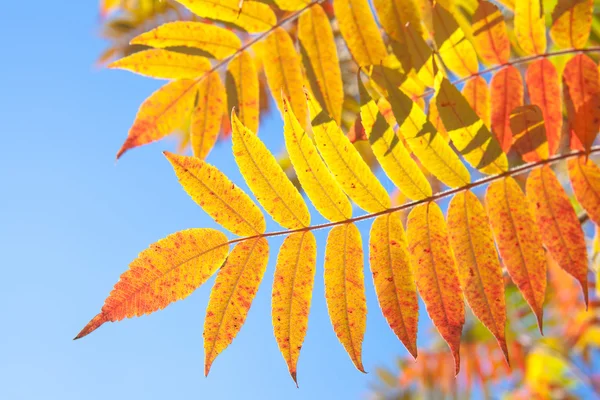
[109,49,211,80]
[191,72,226,159]
[204,237,270,376]
[526,59,562,156]
[447,191,509,363]
[117,79,198,159]
[432,3,478,78]
[514,0,547,55]
[472,1,510,66]
[333,0,388,66]
[272,232,317,385]
[324,223,367,372]
[563,54,600,154]
[510,105,549,162]
[486,177,546,333]
[462,75,490,128]
[491,66,524,152]
[550,0,593,49]
[369,213,419,358]
[263,27,308,128]
[75,229,230,339]
[526,165,589,306]
[226,51,260,133]
[407,202,465,374]
[568,156,600,226]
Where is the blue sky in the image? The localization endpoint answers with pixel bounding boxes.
[0,2,435,399]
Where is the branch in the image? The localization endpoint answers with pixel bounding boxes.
[220,147,600,247]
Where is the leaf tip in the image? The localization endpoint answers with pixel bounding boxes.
[74,313,107,340]
[290,371,298,388]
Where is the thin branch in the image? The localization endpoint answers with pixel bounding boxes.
[220,147,600,247]
[419,47,600,100]
[194,0,324,84]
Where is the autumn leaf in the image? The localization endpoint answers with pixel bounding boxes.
[75,229,230,339]
[491,66,524,152]
[472,1,510,66]
[407,202,465,374]
[272,231,317,385]
[550,0,593,49]
[462,76,490,128]
[568,156,600,226]
[272,0,311,11]
[486,177,546,332]
[333,0,387,66]
[130,21,242,60]
[165,152,266,236]
[514,0,547,55]
[117,79,198,159]
[324,223,367,373]
[109,49,211,80]
[527,165,589,306]
[204,237,270,375]
[510,105,549,162]
[282,96,352,222]
[448,191,509,363]
[231,112,310,229]
[226,51,260,133]
[307,91,391,213]
[191,71,226,159]
[373,0,422,47]
[526,59,562,156]
[370,213,419,358]
[563,54,600,154]
[404,22,435,87]
[298,4,344,124]
[358,77,432,200]
[432,3,478,78]
[176,0,276,33]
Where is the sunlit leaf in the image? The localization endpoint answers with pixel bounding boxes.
[191,72,226,159]
[510,105,549,162]
[472,1,510,66]
[568,156,600,226]
[550,0,593,49]
[109,49,211,79]
[176,0,276,33]
[514,0,547,55]
[226,50,260,133]
[491,66,524,152]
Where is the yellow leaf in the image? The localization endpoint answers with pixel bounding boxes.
[472,1,511,66]
[307,92,391,213]
[75,229,229,339]
[117,79,198,158]
[514,0,547,55]
[369,213,419,358]
[433,3,479,78]
[550,0,593,49]
[272,231,317,385]
[333,0,388,66]
[358,79,432,200]
[130,21,242,60]
[231,113,311,229]
[447,191,509,362]
[380,71,471,188]
[176,0,276,33]
[226,50,260,133]
[273,0,311,11]
[568,156,600,226]
[486,177,546,332]
[324,223,367,372]
[404,23,435,87]
[527,165,589,306]
[109,49,211,79]
[164,152,266,236]
[191,72,226,159]
[407,202,465,374]
[298,4,344,124]
[435,75,508,175]
[282,97,352,222]
[204,237,270,375]
[263,27,308,129]
[373,0,423,45]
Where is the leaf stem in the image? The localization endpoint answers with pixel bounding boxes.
[224,147,600,246]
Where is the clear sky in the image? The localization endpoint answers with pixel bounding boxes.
[0,2,434,399]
